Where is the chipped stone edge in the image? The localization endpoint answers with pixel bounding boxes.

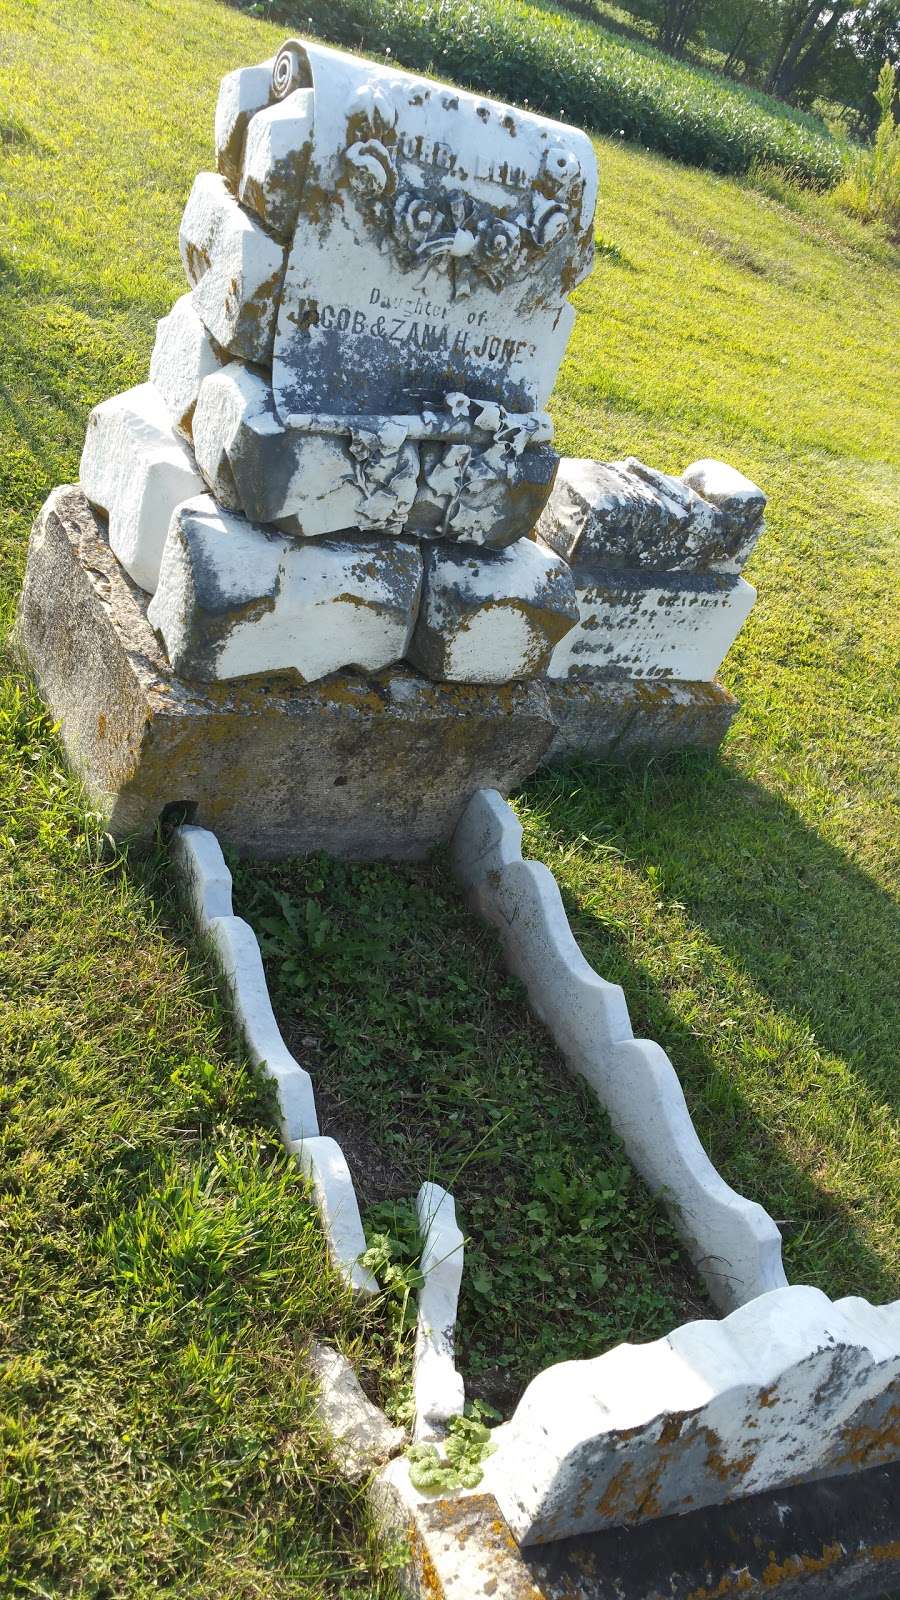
[413,1182,466,1441]
[482,1283,900,1547]
[371,1459,544,1600]
[169,823,377,1294]
[450,788,788,1313]
[308,1341,406,1483]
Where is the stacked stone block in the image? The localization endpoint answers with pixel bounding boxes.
[19,35,770,851]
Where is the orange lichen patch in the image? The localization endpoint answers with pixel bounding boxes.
[686,1569,755,1599]
[760,1541,845,1586]
[594,1462,635,1521]
[701,1426,753,1488]
[873,1540,900,1562]
[410,1521,445,1600]
[833,1406,900,1469]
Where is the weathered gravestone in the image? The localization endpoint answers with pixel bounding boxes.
[16,36,768,856]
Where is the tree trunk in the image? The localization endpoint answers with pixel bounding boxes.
[769,0,850,98]
[723,15,751,75]
[765,0,819,93]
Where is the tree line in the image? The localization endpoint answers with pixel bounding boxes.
[591,0,898,133]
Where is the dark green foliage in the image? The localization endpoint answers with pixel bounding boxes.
[240,0,843,184]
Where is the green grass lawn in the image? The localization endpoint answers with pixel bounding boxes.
[1,0,898,1590]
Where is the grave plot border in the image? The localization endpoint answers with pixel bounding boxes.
[169,814,900,1600]
[450,788,787,1314]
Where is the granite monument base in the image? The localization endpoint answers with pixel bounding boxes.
[15,488,556,860]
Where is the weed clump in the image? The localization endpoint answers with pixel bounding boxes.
[833,63,900,237]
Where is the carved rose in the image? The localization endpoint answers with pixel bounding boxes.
[344,139,395,196]
[394,191,445,248]
[477,217,521,266]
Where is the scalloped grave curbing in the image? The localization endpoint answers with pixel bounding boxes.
[169,824,376,1293]
[481,1284,900,1545]
[413,1183,466,1440]
[450,787,787,1313]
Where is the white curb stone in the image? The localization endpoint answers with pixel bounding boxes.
[407,539,579,685]
[148,494,423,684]
[414,1183,466,1441]
[191,362,421,535]
[79,383,205,593]
[309,1342,405,1479]
[482,1285,900,1545]
[169,822,234,923]
[546,564,757,683]
[206,914,319,1143]
[287,1136,379,1295]
[214,56,277,187]
[449,784,524,894]
[179,172,286,364]
[149,293,227,440]
[239,88,315,240]
[452,790,786,1312]
[170,825,379,1296]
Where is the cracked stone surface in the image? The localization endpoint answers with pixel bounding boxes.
[408,538,579,684]
[148,493,423,683]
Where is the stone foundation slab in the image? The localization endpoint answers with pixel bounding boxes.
[542,675,738,765]
[14,487,556,859]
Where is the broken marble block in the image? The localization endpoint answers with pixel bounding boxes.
[148,494,423,683]
[179,172,286,364]
[239,87,314,240]
[214,55,277,187]
[191,362,421,536]
[408,436,560,548]
[79,382,205,593]
[681,457,767,547]
[546,563,757,683]
[149,292,227,439]
[538,456,765,574]
[408,539,578,684]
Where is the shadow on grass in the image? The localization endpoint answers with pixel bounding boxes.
[517,750,900,1303]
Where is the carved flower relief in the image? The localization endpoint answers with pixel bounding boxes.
[343,419,418,532]
[474,217,522,286]
[394,190,444,247]
[422,423,528,540]
[344,138,396,198]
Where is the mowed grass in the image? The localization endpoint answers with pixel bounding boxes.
[0,0,898,1589]
[0,9,404,1592]
[527,139,900,1303]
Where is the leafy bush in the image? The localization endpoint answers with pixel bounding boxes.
[833,62,900,236]
[242,0,843,185]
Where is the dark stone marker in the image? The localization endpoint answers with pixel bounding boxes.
[526,1460,900,1599]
